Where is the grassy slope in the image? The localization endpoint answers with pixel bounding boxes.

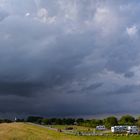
[0,123,139,140]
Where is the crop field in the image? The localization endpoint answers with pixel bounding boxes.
[0,123,139,140]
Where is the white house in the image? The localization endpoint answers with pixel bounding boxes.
[96,125,106,130]
[127,126,139,134]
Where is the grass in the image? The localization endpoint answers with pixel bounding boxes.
[50,125,94,132]
[0,123,139,140]
[50,125,112,134]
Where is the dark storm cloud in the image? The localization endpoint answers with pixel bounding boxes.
[67,82,103,94]
[0,0,140,117]
[104,85,140,96]
[0,81,44,97]
[115,85,140,95]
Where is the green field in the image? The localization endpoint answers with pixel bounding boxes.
[50,125,94,132]
[0,123,139,140]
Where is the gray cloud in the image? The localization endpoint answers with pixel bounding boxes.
[0,0,139,117]
[0,9,9,21]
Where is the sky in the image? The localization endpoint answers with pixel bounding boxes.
[0,0,140,118]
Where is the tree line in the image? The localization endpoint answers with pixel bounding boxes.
[26,115,140,128]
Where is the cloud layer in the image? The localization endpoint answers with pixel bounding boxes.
[0,0,140,117]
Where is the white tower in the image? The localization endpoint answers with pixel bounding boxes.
[15,117,17,122]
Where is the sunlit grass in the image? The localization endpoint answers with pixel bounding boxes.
[0,123,139,140]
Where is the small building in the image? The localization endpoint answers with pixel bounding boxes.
[127,126,139,134]
[96,125,106,130]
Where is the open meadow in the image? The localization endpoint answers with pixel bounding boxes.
[0,123,139,140]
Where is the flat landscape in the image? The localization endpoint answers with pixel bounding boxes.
[0,123,139,140]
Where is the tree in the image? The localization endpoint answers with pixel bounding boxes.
[62,118,75,125]
[26,116,43,123]
[76,118,84,125]
[89,119,103,128]
[119,115,135,125]
[103,116,118,128]
[42,118,51,125]
[16,119,25,122]
[136,117,140,127]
